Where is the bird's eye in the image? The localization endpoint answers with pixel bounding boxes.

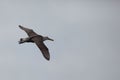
[20,38,23,41]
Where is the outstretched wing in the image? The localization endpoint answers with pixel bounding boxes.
[32,36,50,60]
[19,25,38,37]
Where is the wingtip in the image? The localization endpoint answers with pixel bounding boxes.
[46,57,50,61]
[47,58,50,61]
[18,25,25,30]
[18,25,22,28]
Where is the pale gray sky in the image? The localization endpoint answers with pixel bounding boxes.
[0,0,120,80]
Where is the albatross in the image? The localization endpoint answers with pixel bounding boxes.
[18,25,54,61]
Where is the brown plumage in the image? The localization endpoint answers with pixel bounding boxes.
[18,25,54,61]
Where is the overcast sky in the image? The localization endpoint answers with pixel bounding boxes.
[0,0,120,80]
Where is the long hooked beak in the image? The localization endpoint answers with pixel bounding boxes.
[18,40,23,44]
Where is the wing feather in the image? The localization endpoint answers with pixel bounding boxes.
[19,25,38,37]
[32,37,50,60]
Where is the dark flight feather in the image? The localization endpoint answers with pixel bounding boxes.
[19,25,38,37]
[32,37,50,60]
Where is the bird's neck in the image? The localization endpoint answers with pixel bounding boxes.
[23,37,30,42]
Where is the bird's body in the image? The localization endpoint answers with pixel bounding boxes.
[18,25,54,61]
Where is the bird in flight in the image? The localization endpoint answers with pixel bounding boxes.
[18,25,54,61]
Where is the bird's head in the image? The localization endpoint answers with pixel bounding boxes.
[43,36,54,41]
[19,38,28,44]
